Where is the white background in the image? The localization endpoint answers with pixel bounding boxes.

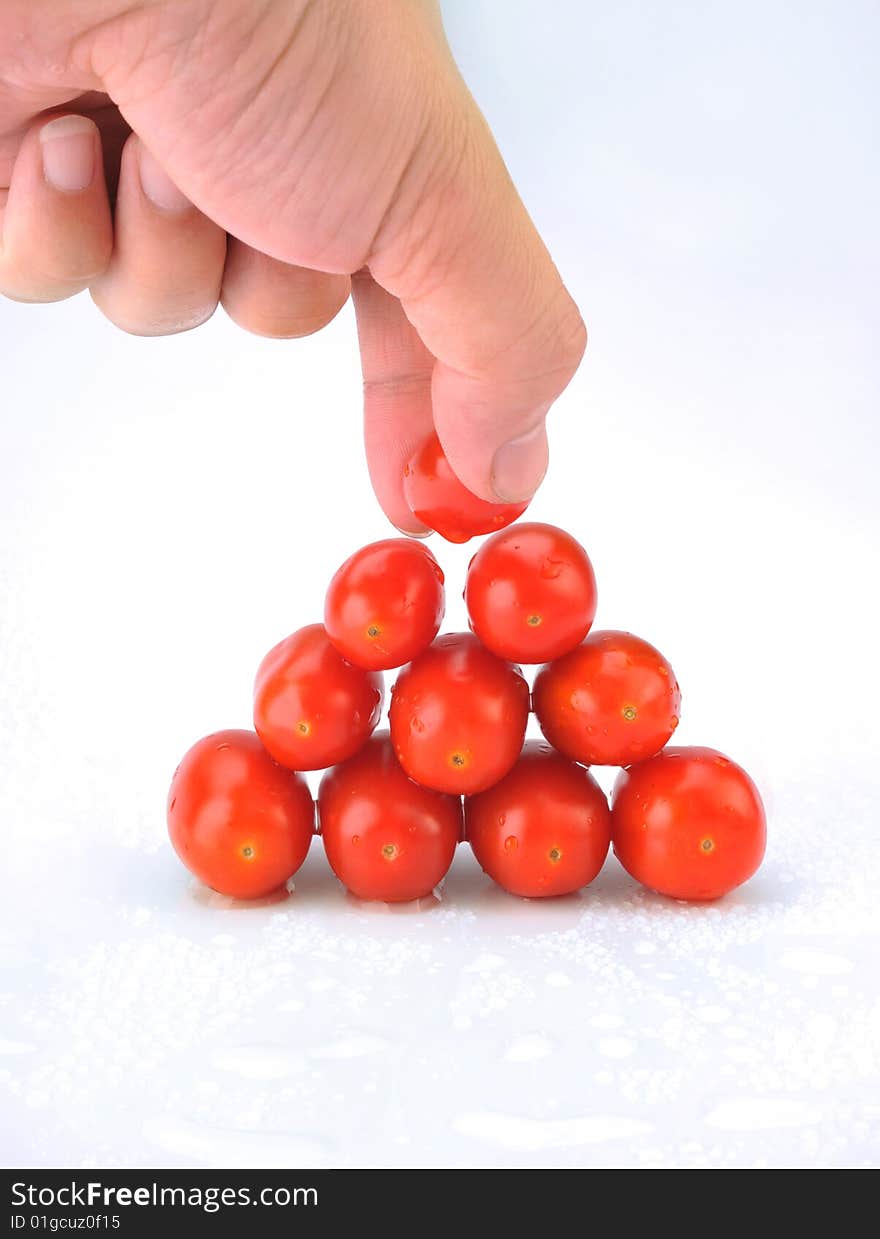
[1,0,878,1168]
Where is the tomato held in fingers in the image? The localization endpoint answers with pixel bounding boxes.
[466,741,611,897]
[254,624,383,770]
[403,432,528,543]
[318,733,462,902]
[533,629,681,765]
[611,747,766,900]
[465,522,597,663]
[324,538,445,671]
[167,729,314,899]
[389,632,529,794]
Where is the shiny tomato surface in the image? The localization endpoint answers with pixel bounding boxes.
[389,632,529,794]
[253,624,383,770]
[318,733,461,902]
[466,741,611,897]
[403,432,528,543]
[465,522,597,663]
[533,629,680,765]
[324,538,445,671]
[167,729,314,898]
[612,746,766,900]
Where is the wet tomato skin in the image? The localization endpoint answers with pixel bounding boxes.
[464,522,597,663]
[533,629,681,765]
[318,734,461,902]
[324,538,445,671]
[389,632,530,794]
[253,624,384,771]
[466,741,611,897]
[611,746,766,900]
[403,432,528,543]
[167,729,314,899]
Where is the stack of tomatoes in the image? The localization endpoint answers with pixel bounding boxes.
[168,440,765,905]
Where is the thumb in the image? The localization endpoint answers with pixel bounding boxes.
[368,70,586,503]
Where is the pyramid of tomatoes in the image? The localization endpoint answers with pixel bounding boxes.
[168,435,766,905]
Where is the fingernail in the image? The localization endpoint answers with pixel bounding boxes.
[137,143,191,212]
[40,115,96,192]
[491,422,549,502]
[392,520,432,540]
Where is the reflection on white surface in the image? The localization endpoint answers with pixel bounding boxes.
[1,838,877,1168]
[1,0,878,1169]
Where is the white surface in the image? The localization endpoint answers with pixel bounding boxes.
[1,1,878,1169]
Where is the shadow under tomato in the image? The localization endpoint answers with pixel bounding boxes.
[343,889,443,915]
[189,883,292,910]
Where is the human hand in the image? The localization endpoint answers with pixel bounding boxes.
[0,0,585,531]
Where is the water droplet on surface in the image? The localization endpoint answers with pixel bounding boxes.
[539,558,563,580]
[504,1034,555,1063]
[670,714,679,728]
[451,1109,650,1151]
[504,835,518,853]
[351,835,360,846]
[216,743,230,752]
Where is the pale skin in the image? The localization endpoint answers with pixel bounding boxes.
[0,0,586,533]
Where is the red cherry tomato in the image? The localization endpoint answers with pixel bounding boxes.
[318,733,461,902]
[403,432,528,543]
[611,746,766,900]
[466,741,611,897]
[389,632,529,794]
[167,729,314,899]
[324,538,445,671]
[533,629,681,765]
[253,624,383,770]
[464,522,597,663]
